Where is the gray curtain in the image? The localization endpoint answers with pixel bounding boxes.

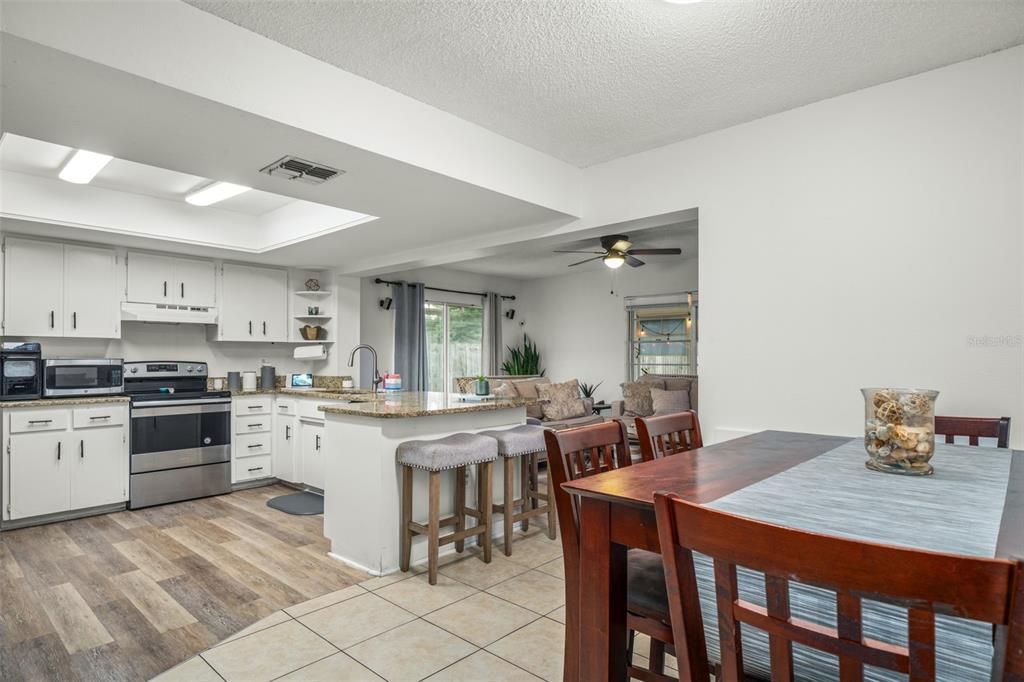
[393,282,428,391]
[483,292,503,375]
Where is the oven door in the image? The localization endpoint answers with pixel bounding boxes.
[130,400,231,473]
[44,361,123,396]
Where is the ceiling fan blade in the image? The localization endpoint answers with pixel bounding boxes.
[625,255,645,268]
[626,248,682,255]
[568,256,604,267]
[553,250,605,254]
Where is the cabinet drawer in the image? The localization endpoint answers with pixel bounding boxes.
[297,399,326,420]
[275,399,296,416]
[234,454,272,481]
[235,415,271,434]
[9,409,69,433]
[72,405,126,429]
[235,432,272,458]
[234,397,272,416]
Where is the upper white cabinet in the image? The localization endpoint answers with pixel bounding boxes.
[218,264,288,342]
[3,237,119,338]
[126,252,216,308]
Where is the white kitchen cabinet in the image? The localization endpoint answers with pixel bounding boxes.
[7,431,69,520]
[231,396,274,484]
[4,405,129,523]
[126,252,215,308]
[274,412,298,482]
[3,237,64,336]
[70,425,127,509]
[64,244,119,338]
[3,237,118,339]
[300,420,325,490]
[219,264,288,342]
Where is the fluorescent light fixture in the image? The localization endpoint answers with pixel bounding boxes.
[604,254,626,269]
[185,181,251,206]
[58,150,113,184]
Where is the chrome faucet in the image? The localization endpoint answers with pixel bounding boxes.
[348,344,382,394]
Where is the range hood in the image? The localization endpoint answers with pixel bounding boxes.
[121,302,217,325]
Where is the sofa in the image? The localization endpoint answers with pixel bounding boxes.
[454,375,604,431]
[611,373,698,438]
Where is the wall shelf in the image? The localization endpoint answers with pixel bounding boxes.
[294,290,332,297]
[294,315,333,320]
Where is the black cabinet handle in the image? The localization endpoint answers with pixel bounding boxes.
[247,405,261,409]
[80,440,85,459]
[49,310,55,328]
[249,321,252,335]
[181,282,185,298]
[89,415,111,420]
[57,442,61,461]
[72,312,77,329]
[249,423,263,428]
[28,419,53,425]
[247,443,263,449]
[247,466,263,473]
[262,321,267,335]
[285,425,291,440]
[315,434,321,451]
[163,281,168,297]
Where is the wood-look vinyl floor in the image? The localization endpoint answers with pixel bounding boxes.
[0,484,368,682]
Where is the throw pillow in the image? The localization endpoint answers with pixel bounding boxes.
[650,387,691,416]
[621,381,656,417]
[662,377,694,392]
[492,382,517,398]
[537,379,587,421]
[511,377,551,419]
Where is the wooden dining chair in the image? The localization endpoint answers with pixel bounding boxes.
[636,410,704,461]
[935,415,1011,449]
[653,491,1024,682]
[545,421,676,682]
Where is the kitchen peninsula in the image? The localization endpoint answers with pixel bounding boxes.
[318,391,531,575]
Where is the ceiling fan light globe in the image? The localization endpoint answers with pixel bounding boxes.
[603,254,626,269]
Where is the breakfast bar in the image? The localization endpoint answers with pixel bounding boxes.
[318,392,530,575]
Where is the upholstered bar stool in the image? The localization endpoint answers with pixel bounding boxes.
[479,425,556,556]
[397,433,496,584]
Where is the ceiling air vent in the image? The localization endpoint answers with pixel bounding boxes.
[259,156,344,185]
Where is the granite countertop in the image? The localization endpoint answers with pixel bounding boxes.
[231,388,373,399]
[318,391,535,418]
[0,396,131,409]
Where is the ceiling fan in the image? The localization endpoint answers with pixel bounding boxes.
[554,234,683,269]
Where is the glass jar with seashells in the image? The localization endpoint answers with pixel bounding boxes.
[861,388,939,475]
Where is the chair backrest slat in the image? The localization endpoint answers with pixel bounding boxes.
[934,415,1011,449]
[653,492,1023,682]
[636,410,704,461]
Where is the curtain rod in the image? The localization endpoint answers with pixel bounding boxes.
[374,278,516,301]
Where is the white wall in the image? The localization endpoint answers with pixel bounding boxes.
[518,257,698,405]
[359,267,525,387]
[582,46,1024,445]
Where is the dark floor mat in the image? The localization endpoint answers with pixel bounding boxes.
[266,491,323,515]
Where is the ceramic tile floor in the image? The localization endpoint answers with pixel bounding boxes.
[153,523,677,682]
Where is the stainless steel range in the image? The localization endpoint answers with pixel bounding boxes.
[126,361,232,509]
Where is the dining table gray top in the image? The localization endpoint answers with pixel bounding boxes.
[695,438,1018,681]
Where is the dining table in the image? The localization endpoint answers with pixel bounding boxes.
[560,430,1024,681]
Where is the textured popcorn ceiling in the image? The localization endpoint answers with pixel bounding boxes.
[185,0,1024,167]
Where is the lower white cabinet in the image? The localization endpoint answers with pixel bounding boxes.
[274,409,298,483]
[231,397,274,483]
[300,420,325,490]
[4,405,129,522]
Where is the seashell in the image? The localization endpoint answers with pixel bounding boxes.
[877,444,893,458]
[876,425,892,441]
[890,448,910,460]
[866,442,879,455]
[898,439,917,451]
[916,441,932,454]
[875,401,905,425]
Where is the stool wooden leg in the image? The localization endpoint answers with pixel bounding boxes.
[503,456,515,556]
[480,461,493,563]
[520,454,530,532]
[400,465,413,572]
[543,455,556,540]
[531,452,540,511]
[427,470,440,585]
[454,466,466,553]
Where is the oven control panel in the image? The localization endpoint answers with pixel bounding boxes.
[124,362,209,378]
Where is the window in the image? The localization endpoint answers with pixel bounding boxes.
[627,301,697,380]
[425,302,484,392]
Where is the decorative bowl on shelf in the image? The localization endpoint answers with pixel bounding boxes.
[299,325,326,341]
[861,387,939,476]
[304,278,321,291]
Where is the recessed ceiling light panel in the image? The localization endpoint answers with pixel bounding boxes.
[185,181,251,206]
[58,149,113,184]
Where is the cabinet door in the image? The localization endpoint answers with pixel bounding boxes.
[64,245,119,338]
[126,252,175,304]
[253,267,289,342]
[173,257,216,307]
[274,414,297,482]
[300,421,325,490]
[219,264,258,340]
[3,237,64,336]
[8,432,70,519]
[70,426,127,509]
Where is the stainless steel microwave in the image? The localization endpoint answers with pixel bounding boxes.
[43,358,124,397]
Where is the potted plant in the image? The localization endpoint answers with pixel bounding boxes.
[502,335,545,376]
[579,381,603,401]
[475,374,490,396]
